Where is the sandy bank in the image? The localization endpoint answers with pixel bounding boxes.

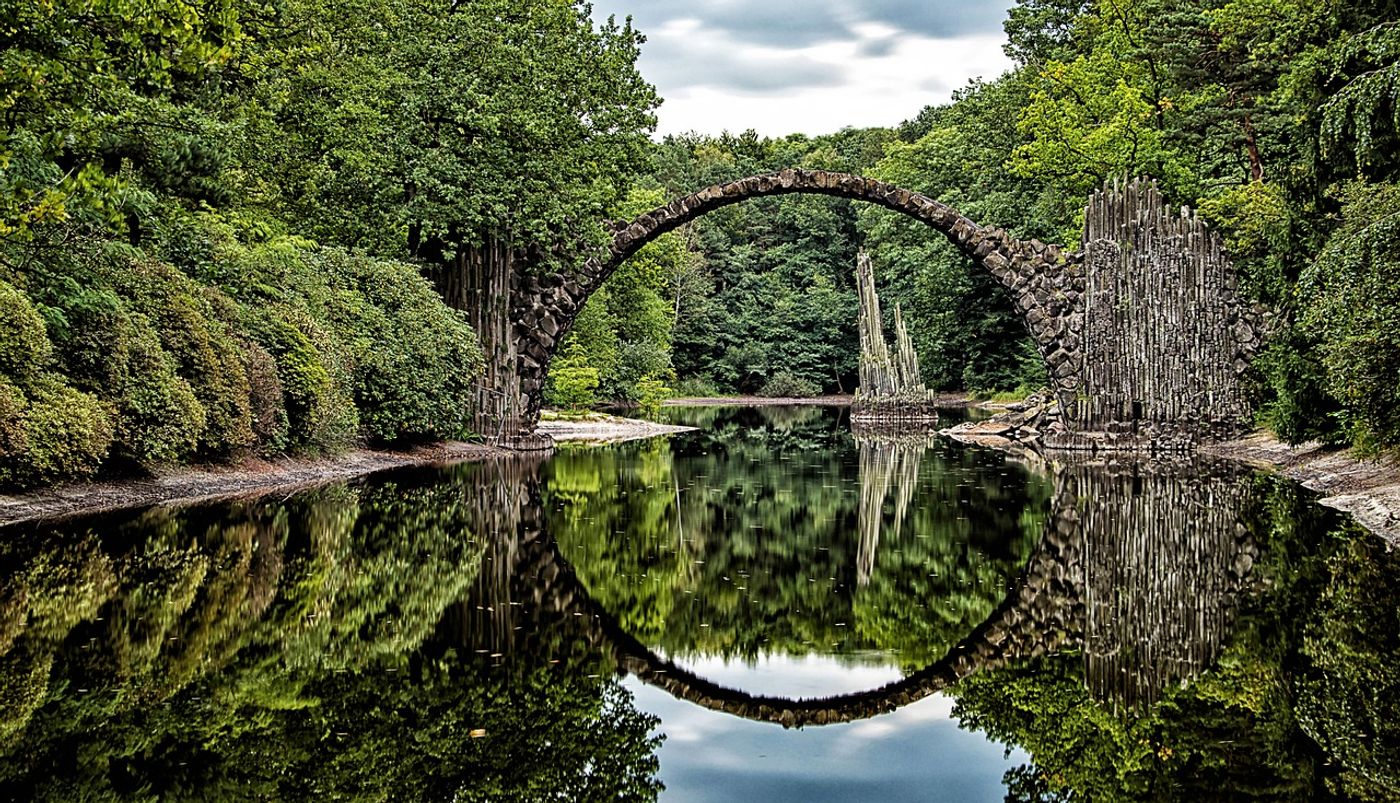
[538,412,697,444]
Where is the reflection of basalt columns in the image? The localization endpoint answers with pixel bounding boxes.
[439,456,552,657]
[854,431,931,587]
[1060,456,1260,713]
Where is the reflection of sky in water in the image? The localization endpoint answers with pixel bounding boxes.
[626,654,1024,802]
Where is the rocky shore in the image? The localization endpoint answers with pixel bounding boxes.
[1202,434,1400,545]
[938,390,1066,446]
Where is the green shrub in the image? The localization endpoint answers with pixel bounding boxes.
[1254,327,1344,446]
[241,304,357,453]
[1298,181,1400,450]
[548,354,600,412]
[634,374,672,418]
[104,256,254,456]
[672,376,720,398]
[0,378,27,466]
[241,340,290,454]
[44,286,134,392]
[758,371,821,399]
[309,251,483,443]
[112,323,206,465]
[0,280,52,388]
[0,375,115,487]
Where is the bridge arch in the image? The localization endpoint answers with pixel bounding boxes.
[540,515,1083,728]
[508,169,1086,444]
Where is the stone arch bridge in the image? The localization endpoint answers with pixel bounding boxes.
[472,169,1267,450]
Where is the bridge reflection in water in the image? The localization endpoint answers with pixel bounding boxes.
[439,442,1261,726]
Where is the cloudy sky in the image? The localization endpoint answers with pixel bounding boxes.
[589,0,1016,137]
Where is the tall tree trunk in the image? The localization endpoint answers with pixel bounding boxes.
[1242,114,1265,182]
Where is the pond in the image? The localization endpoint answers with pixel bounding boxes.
[1,405,1397,801]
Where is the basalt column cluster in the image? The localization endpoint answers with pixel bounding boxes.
[852,251,941,423]
[1049,179,1269,451]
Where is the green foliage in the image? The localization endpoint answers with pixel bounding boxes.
[671,376,720,398]
[1299,182,1400,450]
[111,324,206,464]
[299,250,484,443]
[0,378,25,467]
[0,0,242,240]
[1319,22,1400,175]
[0,280,51,387]
[548,354,601,413]
[240,340,290,454]
[634,374,672,418]
[1196,182,1293,303]
[237,0,659,262]
[0,375,115,487]
[103,254,256,456]
[758,372,821,399]
[239,303,358,453]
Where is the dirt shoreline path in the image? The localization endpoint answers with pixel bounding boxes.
[1203,432,1400,545]
[0,442,505,528]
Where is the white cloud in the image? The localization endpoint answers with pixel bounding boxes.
[651,33,1013,137]
[593,1,1014,137]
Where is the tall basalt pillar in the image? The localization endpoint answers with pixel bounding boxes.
[433,238,550,449]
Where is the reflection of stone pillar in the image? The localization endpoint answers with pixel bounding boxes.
[854,431,930,586]
[1058,456,1259,713]
[438,457,545,655]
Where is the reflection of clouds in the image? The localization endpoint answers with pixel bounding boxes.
[625,673,1027,802]
[656,652,904,699]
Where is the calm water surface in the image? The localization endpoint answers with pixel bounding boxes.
[1,405,1397,801]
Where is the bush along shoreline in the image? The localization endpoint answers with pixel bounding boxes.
[1,221,484,491]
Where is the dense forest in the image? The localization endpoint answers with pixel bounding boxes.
[4,0,1400,488]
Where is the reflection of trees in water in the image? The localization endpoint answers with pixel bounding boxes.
[546,406,1050,666]
[956,474,1400,801]
[453,449,1272,733]
[508,443,1307,738]
[0,463,661,801]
